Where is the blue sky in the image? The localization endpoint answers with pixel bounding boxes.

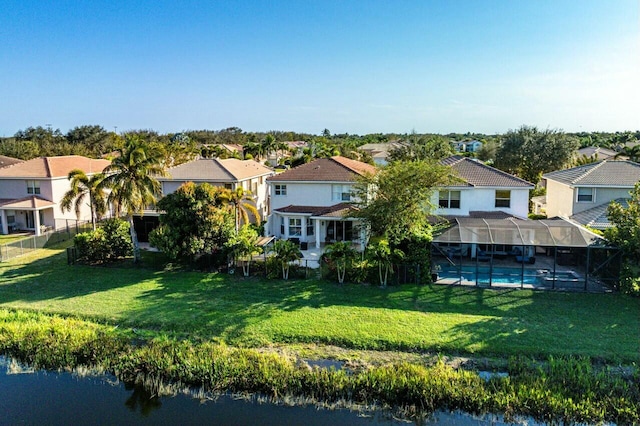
[0,0,638,135]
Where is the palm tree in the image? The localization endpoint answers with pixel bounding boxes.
[366,238,404,288]
[227,225,262,276]
[321,241,357,284]
[273,239,302,280]
[220,187,260,232]
[60,169,107,230]
[100,136,167,262]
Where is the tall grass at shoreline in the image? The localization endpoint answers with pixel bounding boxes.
[0,309,637,424]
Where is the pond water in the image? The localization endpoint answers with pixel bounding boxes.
[0,357,527,425]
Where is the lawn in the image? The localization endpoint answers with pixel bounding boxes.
[0,234,31,246]
[0,245,638,361]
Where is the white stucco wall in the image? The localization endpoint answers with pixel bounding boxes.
[433,187,531,218]
[269,182,355,211]
[571,186,634,215]
[546,180,635,218]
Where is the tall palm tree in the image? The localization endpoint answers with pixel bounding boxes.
[220,187,260,232]
[60,169,107,230]
[100,136,167,262]
[321,241,357,284]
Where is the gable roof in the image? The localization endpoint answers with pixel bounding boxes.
[0,156,110,178]
[576,146,620,160]
[0,155,23,169]
[267,156,376,182]
[543,160,640,187]
[441,156,533,188]
[570,198,629,229]
[0,195,55,210]
[162,158,273,182]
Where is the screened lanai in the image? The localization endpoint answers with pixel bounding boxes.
[432,218,619,292]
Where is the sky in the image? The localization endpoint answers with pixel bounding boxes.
[0,0,638,136]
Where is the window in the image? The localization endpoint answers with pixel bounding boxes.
[289,218,302,236]
[438,190,461,209]
[251,180,258,195]
[307,220,314,236]
[332,184,352,201]
[224,183,233,189]
[495,190,511,208]
[275,184,287,196]
[280,217,285,235]
[26,180,40,195]
[577,187,594,202]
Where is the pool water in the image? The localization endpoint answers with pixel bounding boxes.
[437,266,580,286]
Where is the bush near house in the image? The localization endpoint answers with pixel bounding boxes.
[73,218,132,263]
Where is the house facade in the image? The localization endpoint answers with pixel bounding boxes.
[266,156,377,249]
[542,160,640,229]
[0,156,110,235]
[433,156,533,219]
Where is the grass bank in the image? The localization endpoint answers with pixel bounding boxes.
[1,245,639,361]
[0,310,638,424]
[0,245,638,361]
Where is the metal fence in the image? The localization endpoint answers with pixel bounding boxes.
[0,220,92,263]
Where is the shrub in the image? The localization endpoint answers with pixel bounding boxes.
[618,263,640,296]
[74,218,132,263]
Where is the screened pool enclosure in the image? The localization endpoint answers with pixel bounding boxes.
[432,218,619,292]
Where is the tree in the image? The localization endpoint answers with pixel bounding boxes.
[60,169,107,230]
[66,125,113,157]
[476,139,498,163]
[353,160,452,244]
[219,187,260,232]
[605,183,640,295]
[366,238,404,288]
[388,134,454,162]
[322,241,357,284]
[495,126,579,183]
[100,136,167,263]
[226,225,262,276]
[272,239,302,280]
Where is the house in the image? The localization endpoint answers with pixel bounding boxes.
[0,156,110,235]
[434,156,533,219]
[358,142,405,166]
[266,156,377,249]
[541,160,640,229]
[575,146,622,161]
[0,155,23,169]
[452,140,483,153]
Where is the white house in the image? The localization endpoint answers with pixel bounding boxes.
[266,156,377,249]
[0,156,110,235]
[541,160,640,229]
[452,140,483,153]
[434,156,533,219]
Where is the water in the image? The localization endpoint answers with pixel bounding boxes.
[438,265,580,286]
[0,357,529,425]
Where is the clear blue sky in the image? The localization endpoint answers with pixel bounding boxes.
[0,0,638,136]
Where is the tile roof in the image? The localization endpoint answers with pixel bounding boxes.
[267,156,376,182]
[162,158,273,182]
[0,155,23,168]
[275,203,355,218]
[570,198,629,229]
[576,146,620,160]
[0,195,55,209]
[543,160,640,186]
[441,156,533,188]
[0,156,110,178]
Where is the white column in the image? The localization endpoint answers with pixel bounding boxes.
[301,216,307,242]
[0,210,7,235]
[34,210,41,236]
[315,219,321,248]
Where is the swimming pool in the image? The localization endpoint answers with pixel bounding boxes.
[436,266,581,286]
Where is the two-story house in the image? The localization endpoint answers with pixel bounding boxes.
[434,156,533,219]
[266,156,377,249]
[0,156,110,235]
[541,160,640,229]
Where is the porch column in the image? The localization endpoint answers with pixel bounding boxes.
[34,210,41,236]
[315,219,321,248]
[301,216,307,242]
[0,210,7,235]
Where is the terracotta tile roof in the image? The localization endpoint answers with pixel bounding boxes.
[543,160,640,187]
[0,155,23,168]
[441,156,533,188]
[162,158,273,182]
[275,203,355,218]
[0,195,55,209]
[267,156,376,182]
[570,198,629,229]
[0,156,110,178]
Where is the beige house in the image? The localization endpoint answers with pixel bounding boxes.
[0,156,110,235]
[541,160,640,229]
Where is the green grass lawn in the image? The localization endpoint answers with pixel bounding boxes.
[0,234,31,246]
[0,245,638,361]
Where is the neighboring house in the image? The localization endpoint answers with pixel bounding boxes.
[0,155,23,169]
[575,146,622,161]
[434,156,533,219]
[266,156,377,249]
[359,142,405,166]
[0,156,110,235]
[542,160,640,229]
[452,140,483,153]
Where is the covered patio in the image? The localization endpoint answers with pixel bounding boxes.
[0,196,56,236]
[432,217,618,292]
